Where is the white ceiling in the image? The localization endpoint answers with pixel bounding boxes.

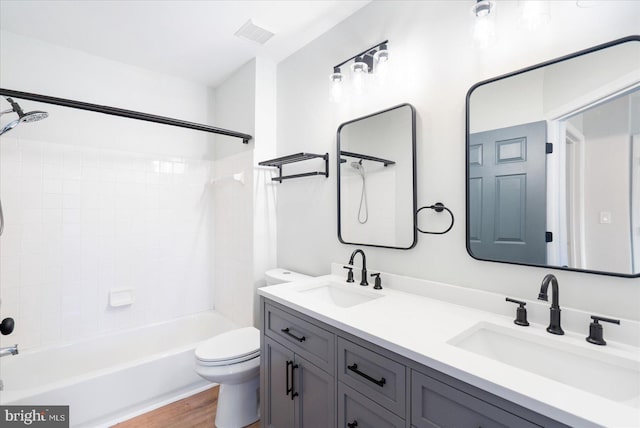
[0,0,369,87]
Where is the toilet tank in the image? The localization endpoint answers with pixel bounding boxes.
[265,268,311,285]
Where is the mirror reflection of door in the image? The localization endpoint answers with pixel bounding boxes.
[466,37,640,276]
[469,121,547,264]
[556,90,639,274]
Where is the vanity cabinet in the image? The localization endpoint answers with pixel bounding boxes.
[261,298,567,428]
[263,304,335,427]
[411,370,539,428]
[337,337,406,417]
[338,382,405,428]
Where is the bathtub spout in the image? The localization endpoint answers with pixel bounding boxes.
[0,344,18,358]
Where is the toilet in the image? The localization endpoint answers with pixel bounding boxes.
[194,268,310,428]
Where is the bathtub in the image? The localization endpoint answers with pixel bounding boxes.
[0,311,237,427]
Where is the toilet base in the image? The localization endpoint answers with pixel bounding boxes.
[215,377,260,428]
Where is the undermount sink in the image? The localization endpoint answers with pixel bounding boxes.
[449,322,640,407]
[296,282,383,308]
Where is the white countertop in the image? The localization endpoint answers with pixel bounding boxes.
[258,267,640,428]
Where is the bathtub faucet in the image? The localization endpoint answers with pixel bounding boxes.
[0,344,18,358]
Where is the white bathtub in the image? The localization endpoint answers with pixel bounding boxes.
[0,311,237,427]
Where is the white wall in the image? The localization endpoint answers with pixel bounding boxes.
[581,96,632,273]
[0,31,221,349]
[210,60,256,328]
[276,1,640,320]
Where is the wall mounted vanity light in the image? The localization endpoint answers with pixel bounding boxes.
[472,0,496,49]
[473,0,495,17]
[330,40,389,101]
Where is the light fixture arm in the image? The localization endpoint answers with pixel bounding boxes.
[333,40,389,70]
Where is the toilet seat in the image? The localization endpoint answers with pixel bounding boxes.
[195,326,260,366]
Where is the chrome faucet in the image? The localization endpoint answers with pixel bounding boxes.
[348,249,368,286]
[537,274,564,335]
[0,344,18,358]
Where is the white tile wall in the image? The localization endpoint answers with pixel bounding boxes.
[0,136,216,349]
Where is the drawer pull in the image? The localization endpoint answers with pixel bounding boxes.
[281,327,306,342]
[285,360,299,399]
[347,363,386,387]
[285,360,293,397]
[347,421,358,428]
[291,362,299,400]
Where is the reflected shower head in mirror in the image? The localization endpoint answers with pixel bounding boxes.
[350,160,368,223]
[0,97,49,136]
[351,159,365,177]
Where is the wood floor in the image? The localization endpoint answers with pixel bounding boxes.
[112,386,260,428]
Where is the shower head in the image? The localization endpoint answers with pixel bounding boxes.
[350,159,365,177]
[20,110,48,123]
[0,97,48,136]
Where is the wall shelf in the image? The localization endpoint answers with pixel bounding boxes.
[259,152,329,182]
[339,150,395,166]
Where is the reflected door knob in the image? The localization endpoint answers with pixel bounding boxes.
[0,318,14,335]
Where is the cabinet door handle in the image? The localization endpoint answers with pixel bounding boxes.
[347,421,358,428]
[281,327,306,342]
[285,360,293,397]
[290,362,299,400]
[347,363,386,387]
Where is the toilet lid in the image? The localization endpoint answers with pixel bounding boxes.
[195,327,260,363]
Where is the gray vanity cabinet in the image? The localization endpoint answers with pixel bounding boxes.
[263,304,336,428]
[260,298,567,428]
[411,370,540,428]
[337,337,406,417]
[338,382,405,428]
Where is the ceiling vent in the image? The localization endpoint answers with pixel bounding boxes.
[234,19,275,45]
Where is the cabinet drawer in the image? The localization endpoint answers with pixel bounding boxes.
[411,370,540,428]
[338,383,405,428]
[337,337,405,417]
[264,303,334,374]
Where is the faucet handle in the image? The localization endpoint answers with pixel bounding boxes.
[586,315,620,346]
[505,298,529,326]
[343,265,354,283]
[370,272,382,290]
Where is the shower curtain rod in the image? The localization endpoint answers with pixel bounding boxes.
[0,88,253,144]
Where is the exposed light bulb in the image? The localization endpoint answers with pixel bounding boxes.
[330,66,343,83]
[374,44,389,63]
[351,57,369,74]
[472,0,496,49]
[520,1,550,31]
[473,18,495,49]
[473,0,494,17]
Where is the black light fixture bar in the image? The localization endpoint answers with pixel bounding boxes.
[340,150,395,167]
[333,40,389,70]
[0,88,253,144]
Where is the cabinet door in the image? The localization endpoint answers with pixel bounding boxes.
[295,355,335,428]
[264,336,295,428]
[338,383,405,428]
[411,370,540,428]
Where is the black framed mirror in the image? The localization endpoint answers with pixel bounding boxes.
[466,35,640,277]
[337,103,417,249]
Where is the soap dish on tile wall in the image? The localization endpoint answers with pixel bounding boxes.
[109,288,135,307]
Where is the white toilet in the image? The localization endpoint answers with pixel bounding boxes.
[194,268,309,428]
